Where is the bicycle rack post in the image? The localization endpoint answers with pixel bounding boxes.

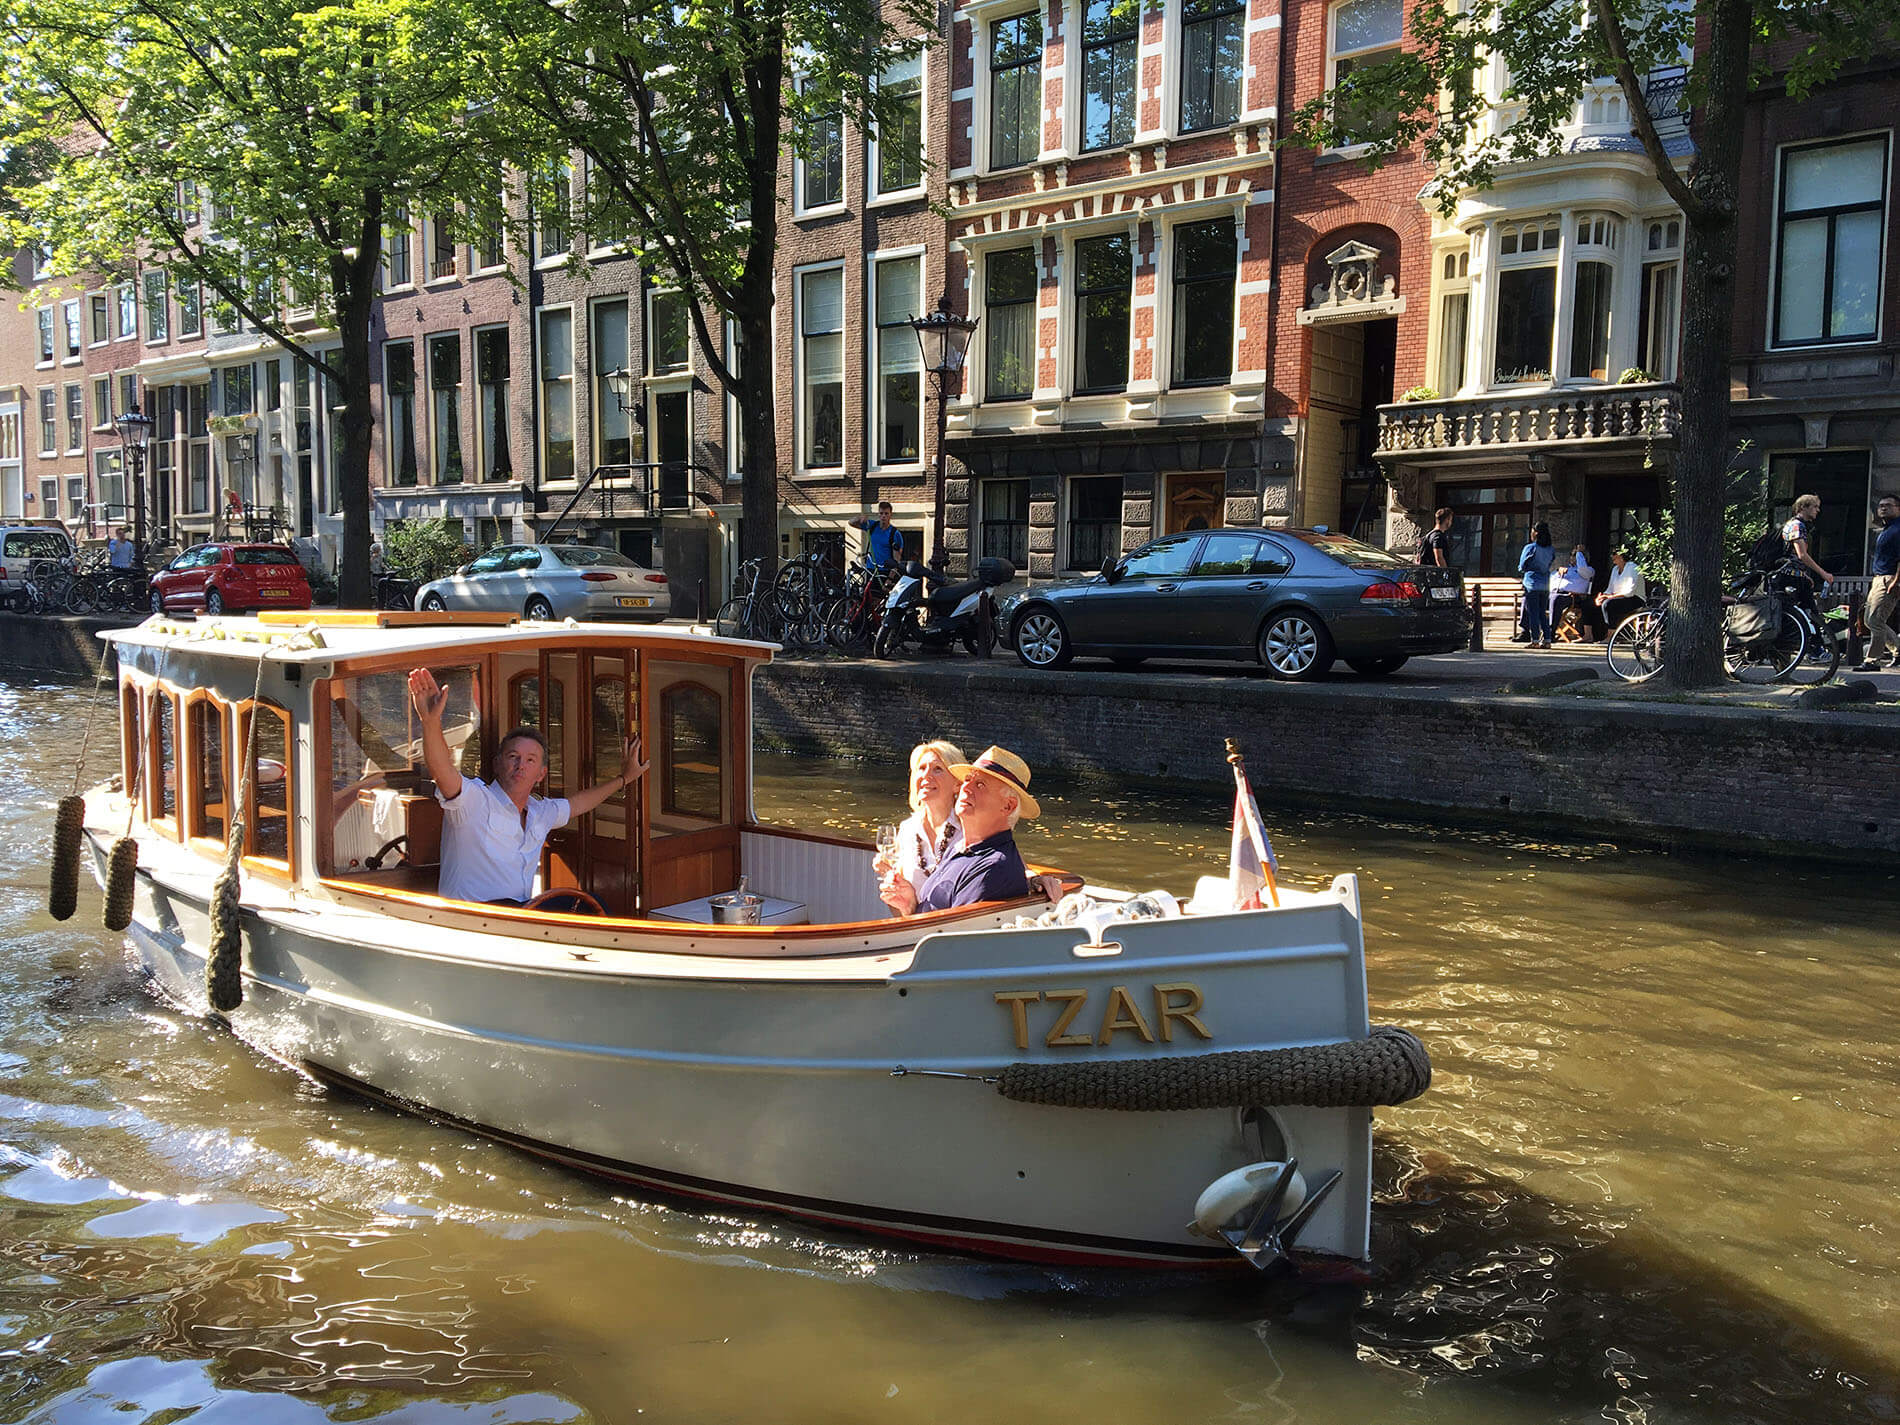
[1468,585,1484,652]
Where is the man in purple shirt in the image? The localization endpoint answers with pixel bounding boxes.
[880,746,1037,915]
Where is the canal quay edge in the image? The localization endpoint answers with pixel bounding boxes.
[7,611,1894,865]
[753,656,1900,864]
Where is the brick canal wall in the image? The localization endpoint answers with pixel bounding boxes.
[753,659,1900,861]
[0,613,124,679]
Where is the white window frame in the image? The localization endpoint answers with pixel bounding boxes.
[64,382,84,454]
[1483,214,1564,389]
[971,239,1043,406]
[1636,216,1683,383]
[426,330,465,484]
[61,299,82,362]
[1170,0,1248,139]
[36,307,55,368]
[472,323,513,483]
[792,76,848,218]
[424,212,458,283]
[793,260,847,474]
[1431,239,1473,396]
[37,387,58,457]
[382,207,414,291]
[975,5,1047,177]
[1155,208,1243,390]
[867,246,927,471]
[868,51,927,206]
[143,270,170,345]
[88,290,110,348]
[1067,0,1142,157]
[724,318,746,482]
[114,283,138,341]
[536,305,577,483]
[1325,0,1405,156]
[384,339,419,486]
[534,165,573,268]
[591,294,634,468]
[1766,129,1891,352]
[92,376,113,431]
[1063,221,1140,399]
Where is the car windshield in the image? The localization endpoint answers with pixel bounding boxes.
[552,546,640,569]
[234,549,299,566]
[1286,530,1417,569]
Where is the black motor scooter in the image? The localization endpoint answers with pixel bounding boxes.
[873,556,1016,658]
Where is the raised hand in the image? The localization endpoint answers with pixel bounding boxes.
[407,666,449,724]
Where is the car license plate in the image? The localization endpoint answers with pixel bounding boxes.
[1430,585,1456,600]
[616,596,651,608]
[260,588,290,597]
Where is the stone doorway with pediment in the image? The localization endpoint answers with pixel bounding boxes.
[1165,474,1225,534]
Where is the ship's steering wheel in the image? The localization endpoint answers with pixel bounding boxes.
[523,888,607,917]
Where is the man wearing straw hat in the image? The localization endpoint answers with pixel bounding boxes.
[880,745,1035,916]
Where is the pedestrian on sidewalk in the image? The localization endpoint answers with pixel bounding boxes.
[1856,492,1900,671]
[1596,549,1647,634]
[1419,507,1455,570]
[850,501,906,570]
[106,528,135,571]
[1515,523,1555,647]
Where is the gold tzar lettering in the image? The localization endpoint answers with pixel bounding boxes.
[1154,982,1212,1042]
[994,990,1042,1052]
[1043,989,1095,1047]
[1097,985,1156,1045]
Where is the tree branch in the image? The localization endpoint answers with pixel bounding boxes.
[1590,0,1704,220]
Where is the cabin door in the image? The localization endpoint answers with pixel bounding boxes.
[579,651,639,915]
[641,659,739,911]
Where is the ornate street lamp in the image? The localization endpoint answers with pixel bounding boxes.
[602,366,636,415]
[114,403,155,564]
[911,296,978,570]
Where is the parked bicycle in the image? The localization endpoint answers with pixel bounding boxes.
[375,569,421,610]
[824,558,894,652]
[1604,564,1842,686]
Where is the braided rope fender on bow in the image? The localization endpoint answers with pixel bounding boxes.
[994,1025,1432,1111]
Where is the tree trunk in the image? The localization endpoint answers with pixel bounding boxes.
[331,276,376,609]
[738,298,780,579]
[1663,0,1752,688]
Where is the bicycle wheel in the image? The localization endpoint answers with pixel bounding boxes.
[63,576,97,615]
[1726,610,1807,684]
[1784,612,1842,686]
[714,598,747,639]
[1605,609,1667,682]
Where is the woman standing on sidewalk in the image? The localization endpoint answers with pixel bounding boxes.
[1516,523,1556,647]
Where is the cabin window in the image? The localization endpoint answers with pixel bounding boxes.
[188,698,228,842]
[659,680,724,827]
[243,702,293,866]
[508,671,566,793]
[120,683,144,804]
[151,689,178,828]
[327,666,481,873]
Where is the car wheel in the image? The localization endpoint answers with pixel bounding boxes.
[150,590,164,613]
[1014,608,1073,669]
[420,593,447,612]
[1346,655,1407,676]
[1258,609,1335,680]
[205,589,225,616]
[525,595,555,622]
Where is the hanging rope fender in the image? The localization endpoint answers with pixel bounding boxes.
[50,656,113,922]
[206,646,269,1014]
[993,1025,1432,1112]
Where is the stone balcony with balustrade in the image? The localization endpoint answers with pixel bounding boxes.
[1375,382,1681,465]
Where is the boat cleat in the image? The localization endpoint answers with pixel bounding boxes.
[1189,1158,1342,1271]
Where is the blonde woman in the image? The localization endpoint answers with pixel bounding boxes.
[880,740,965,896]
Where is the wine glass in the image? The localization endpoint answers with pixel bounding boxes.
[874,823,900,873]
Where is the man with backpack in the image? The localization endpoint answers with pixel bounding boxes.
[1418,507,1455,569]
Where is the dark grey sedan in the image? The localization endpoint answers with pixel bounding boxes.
[1004,528,1468,679]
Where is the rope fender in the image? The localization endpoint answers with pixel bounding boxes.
[994,1025,1432,1112]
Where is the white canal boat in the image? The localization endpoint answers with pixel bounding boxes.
[76,611,1428,1272]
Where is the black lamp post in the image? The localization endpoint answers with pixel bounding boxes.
[114,403,155,564]
[911,296,978,570]
[603,366,635,416]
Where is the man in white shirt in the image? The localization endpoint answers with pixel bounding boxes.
[408,667,646,906]
[1596,549,1648,634]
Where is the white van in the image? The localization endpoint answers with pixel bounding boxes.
[0,525,77,605]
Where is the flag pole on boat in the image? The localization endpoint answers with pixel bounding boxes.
[1225,738,1280,909]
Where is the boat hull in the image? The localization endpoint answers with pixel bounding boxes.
[96,831,1376,1270]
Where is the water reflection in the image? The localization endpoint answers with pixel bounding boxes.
[1,679,1897,1423]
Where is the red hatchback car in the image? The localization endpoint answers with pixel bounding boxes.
[150,543,313,615]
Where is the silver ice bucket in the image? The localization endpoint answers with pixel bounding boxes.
[709,889,763,925]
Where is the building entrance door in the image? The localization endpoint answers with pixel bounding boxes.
[1441,481,1533,576]
[1166,474,1224,534]
[653,391,689,507]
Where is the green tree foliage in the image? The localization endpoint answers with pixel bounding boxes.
[1287,0,1895,686]
[382,516,474,582]
[490,0,935,574]
[0,0,516,606]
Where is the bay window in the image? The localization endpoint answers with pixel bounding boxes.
[799,268,844,468]
[984,248,1038,401]
[990,11,1043,169]
[1074,233,1132,395]
[1491,219,1560,385]
[1438,248,1471,394]
[874,256,923,464]
[1568,262,1613,381]
[1081,0,1138,152]
[1172,219,1237,385]
[1774,134,1887,347]
[1638,220,1681,381]
[1180,0,1245,133]
[539,308,575,481]
[430,333,464,483]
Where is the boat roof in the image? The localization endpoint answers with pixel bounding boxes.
[99,611,779,667]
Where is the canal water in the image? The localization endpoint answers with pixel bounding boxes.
[2,676,1895,1424]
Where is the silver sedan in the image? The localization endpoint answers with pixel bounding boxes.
[416,543,671,621]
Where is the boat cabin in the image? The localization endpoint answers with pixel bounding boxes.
[104,612,1059,944]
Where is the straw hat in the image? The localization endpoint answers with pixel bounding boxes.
[950,746,1039,819]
